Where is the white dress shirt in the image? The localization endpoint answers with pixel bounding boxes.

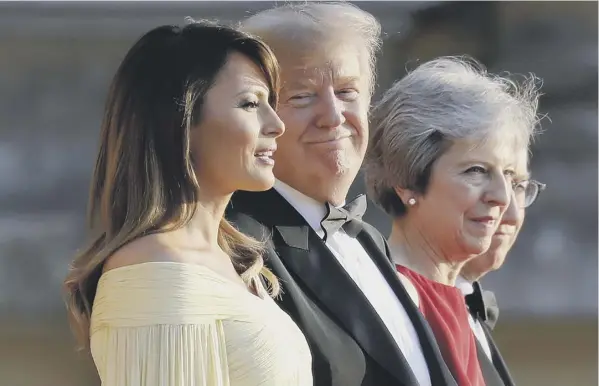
[274,180,431,386]
[455,276,493,359]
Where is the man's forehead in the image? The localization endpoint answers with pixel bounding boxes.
[503,150,530,180]
[515,159,531,179]
[280,57,365,87]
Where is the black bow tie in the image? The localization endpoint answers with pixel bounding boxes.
[465,281,500,330]
[321,194,367,241]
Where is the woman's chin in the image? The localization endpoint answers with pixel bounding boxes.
[461,236,493,258]
[239,173,276,192]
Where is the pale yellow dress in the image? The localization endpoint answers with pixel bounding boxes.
[90,262,313,386]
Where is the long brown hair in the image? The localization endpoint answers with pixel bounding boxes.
[63,21,281,348]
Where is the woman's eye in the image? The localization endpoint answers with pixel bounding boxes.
[240,101,260,110]
[465,166,487,174]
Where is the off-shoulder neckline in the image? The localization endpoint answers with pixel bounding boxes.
[101,261,267,300]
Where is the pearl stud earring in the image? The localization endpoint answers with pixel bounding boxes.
[407,198,416,206]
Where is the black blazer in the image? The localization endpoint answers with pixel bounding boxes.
[227,189,456,386]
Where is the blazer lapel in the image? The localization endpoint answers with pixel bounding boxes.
[273,224,419,386]
[356,228,458,386]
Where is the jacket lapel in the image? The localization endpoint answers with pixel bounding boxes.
[480,320,516,386]
[231,189,422,385]
[273,223,419,386]
[474,336,506,386]
[357,227,458,386]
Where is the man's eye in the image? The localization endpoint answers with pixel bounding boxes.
[289,94,312,100]
[512,180,528,192]
[336,89,359,100]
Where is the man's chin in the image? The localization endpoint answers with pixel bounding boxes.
[490,234,515,253]
[462,251,507,280]
[481,252,508,275]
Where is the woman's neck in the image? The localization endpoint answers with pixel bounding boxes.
[164,189,231,252]
[388,220,463,286]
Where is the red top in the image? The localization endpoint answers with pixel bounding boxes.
[396,265,486,386]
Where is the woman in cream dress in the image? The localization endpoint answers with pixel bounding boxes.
[63,21,312,386]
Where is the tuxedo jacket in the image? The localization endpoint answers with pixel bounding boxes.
[227,189,457,386]
[474,315,516,386]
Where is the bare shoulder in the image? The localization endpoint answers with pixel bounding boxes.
[103,234,180,273]
[102,234,239,285]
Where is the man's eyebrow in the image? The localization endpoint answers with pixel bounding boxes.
[514,172,531,181]
[332,75,361,84]
[283,75,362,90]
[283,77,320,90]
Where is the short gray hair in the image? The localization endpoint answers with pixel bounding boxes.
[364,56,542,217]
[239,2,382,94]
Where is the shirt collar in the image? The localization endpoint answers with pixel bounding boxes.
[455,275,475,296]
[273,179,328,233]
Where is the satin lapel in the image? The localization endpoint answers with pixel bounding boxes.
[273,225,418,386]
[356,228,458,386]
[480,320,516,386]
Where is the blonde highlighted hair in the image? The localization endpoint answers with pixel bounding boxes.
[63,21,280,349]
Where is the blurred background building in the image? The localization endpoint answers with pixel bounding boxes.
[0,1,596,385]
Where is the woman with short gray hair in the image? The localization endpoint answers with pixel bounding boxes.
[364,56,541,386]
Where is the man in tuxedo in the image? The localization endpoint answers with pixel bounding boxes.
[457,177,546,386]
[227,3,456,386]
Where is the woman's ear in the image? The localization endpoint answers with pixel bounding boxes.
[394,186,417,207]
